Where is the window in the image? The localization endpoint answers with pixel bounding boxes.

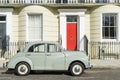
[28,44,45,53]
[0,16,6,49]
[28,14,42,40]
[47,44,57,53]
[96,0,108,3]
[102,13,117,39]
[67,16,77,22]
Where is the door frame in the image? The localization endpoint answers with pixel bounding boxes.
[0,8,13,42]
[58,9,86,51]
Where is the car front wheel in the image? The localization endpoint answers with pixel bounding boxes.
[15,62,30,76]
[70,62,84,76]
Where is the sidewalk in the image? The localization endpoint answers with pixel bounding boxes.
[91,59,120,69]
[0,59,120,69]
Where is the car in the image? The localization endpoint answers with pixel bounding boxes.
[7,41,91,76]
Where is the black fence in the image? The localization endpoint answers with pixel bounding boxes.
[90,42,120,60]
[0,42,30,59]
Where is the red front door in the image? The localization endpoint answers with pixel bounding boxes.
[66,16,77,51]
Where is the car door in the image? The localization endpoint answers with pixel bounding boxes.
[45,43,65,70]
[26,43,46,70]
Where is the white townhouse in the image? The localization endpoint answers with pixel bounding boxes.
[0,0,120,59]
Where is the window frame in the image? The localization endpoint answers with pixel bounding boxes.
[28,43,45,53]
[95,0,108,3]
[46,43,62,53]
[0,16,6,36]
[101,13,118,41]
[26,13,43,41]
[0,16,6,49]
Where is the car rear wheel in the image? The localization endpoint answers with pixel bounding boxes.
[15,62,30,76]
[70,62,84,76]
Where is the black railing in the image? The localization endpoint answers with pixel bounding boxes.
[90,42,120,60]
[0,42,31,59]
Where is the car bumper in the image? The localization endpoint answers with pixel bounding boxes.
[3,60,9,69]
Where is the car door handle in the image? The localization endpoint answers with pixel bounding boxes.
[46,54,51,56]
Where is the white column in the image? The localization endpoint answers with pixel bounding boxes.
[60,15,67,49]
[6,12,13,42]
[77,14,85,51]
[118,13,120,41]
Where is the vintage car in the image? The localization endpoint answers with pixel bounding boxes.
[7,42,91,76]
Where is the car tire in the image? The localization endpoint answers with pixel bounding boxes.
[15,62,30,76]
[70,62,84,76]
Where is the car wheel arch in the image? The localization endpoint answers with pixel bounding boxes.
[13,57,34,70]
[15,61,31,69]
[15,61,31,76]
[68,60,85,71]
[15,61,33,70]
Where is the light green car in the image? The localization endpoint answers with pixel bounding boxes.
[7,42,91,76]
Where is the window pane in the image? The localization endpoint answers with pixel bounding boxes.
[104,27,109,39]
[28,44,45,53]
[0,16,6,21]
[110,27,116,39]
[105,16,109,26]
[67,16,77,22]
[48,44,57,53]
[0,23,6,36]
[34,44,44,52]
[28,14,42,40]
[96,0,108,3]
[110,16,114,26]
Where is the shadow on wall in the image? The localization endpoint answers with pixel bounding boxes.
[78,35,88,55]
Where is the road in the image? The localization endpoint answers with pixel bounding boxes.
[0,68,120,80]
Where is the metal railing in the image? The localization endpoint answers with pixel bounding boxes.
[90,42,120,60]
[0,0,120,4]
[1,42,30,59]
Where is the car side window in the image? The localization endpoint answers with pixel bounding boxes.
[47,44,57,53]
[28,44,45,53]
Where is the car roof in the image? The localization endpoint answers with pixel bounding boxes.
[27,41,60,45]
[22,41,61,52]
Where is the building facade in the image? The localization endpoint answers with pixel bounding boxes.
[0,0,120,59]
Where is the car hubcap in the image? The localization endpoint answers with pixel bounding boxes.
[72,65,82,75]
[18,64,28,75]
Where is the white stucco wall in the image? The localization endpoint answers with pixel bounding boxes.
[18,5,58,41]
[90,5,120,42]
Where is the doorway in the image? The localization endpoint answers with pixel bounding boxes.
[66,16,77,51]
